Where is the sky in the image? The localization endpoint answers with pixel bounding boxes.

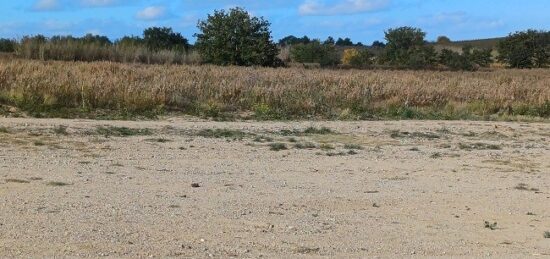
[0,0,548,44]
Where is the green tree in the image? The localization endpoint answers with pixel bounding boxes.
[195,7,280,66]
[0,38,16,52]
[383,26,436,68]
[436,36,451,44]
[497,30,549,68]
[143,27,189,53]
[290,40,339,67]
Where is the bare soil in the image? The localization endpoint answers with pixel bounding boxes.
[0,117,549,257]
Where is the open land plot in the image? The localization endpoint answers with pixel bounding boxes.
[0,117,549,257]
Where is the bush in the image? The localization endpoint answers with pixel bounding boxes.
[143,27,189,53]
[290,41,339,67]
[383,27,437,69]
[498,30,549,68]
[195,7,280,67]
[341,48,373,68]
[0,38,16,53]
[439,49,474,71]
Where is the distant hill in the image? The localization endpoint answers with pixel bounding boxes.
[436,37,505,50]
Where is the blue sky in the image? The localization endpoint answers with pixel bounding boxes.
[0,0,548,43]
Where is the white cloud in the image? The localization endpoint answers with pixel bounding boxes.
[299,0,389,16]
[32,0,60,11]
[136,6,167,21]
[80,0,118,7]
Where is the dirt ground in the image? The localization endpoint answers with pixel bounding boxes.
[0,117,549,258]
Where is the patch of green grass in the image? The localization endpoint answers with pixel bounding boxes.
[343,143,363,150]
[253,135,274,143]
[304,127,334,135]
[96,126,153,137]
[294,142,317,149]
[390,130,440,139]
[320,143,335,150]
[459,142,502,150]
[0,127,9,133]
[46,181,70,186]
[269,142,288,151]
[197,128,249,140]
[53,125,68,135]
[5,178,30,184]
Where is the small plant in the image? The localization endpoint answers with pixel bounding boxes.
[294,142,317,149]
[544,231,550,238]
[430,152,442,158]
[320,143,334,150]
[304,127,334,135]
[6,179,30,184]
[409,147,420,151]
[96,126,152,137]
[344,144,363,150]
[0,127,9,133]
[53,125,69,135]
[197,128,248,140]
[288,137,297,143]
[459,142,501,150]
[33,141,45,146]
[146,138,171,143]
[269,142,288,151]
[46,181,70,186]
[514,183,539,192]
[484,221,497,230]
[254,135,274,143]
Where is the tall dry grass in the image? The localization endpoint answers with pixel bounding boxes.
[0,59,548,119]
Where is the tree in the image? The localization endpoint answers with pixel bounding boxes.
[143,27,189,53]
[498,30,549,68]
[195,7,280,66]
[116,36,144,48]
[278,35,310,46]
[290,40,339,67]
[335,37,354,46]
[436,36,451,44]
[323,36,335,45]
[383,26,436,68]
[341,48,373,68]
[0,38,16,53]
[371,40,386,48]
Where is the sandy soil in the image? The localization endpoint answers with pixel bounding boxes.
[0,117,549,258]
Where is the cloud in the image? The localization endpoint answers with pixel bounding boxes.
[136,6,168,21]
[299,0,389,16]
[32,0,61,11]
[80,0,118,7]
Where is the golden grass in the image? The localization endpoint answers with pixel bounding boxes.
[0,59,548,120]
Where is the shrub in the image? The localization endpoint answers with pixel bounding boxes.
[383,26,437,69]
[291,40,339,67]
[498,30,549,68]
[195,7,280,67]
[143,27,189,53]
[0,38,16,53]
[341,49,373,68]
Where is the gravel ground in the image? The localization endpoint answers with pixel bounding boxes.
[0,117,549,258]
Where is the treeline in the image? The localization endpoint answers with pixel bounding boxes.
[0,7,548,70]
[1,27,198,65]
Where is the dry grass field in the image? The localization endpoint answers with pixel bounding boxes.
[0,117,549,257]
[0,59,549,120]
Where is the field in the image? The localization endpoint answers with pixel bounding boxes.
[0,117,549,257]
[0,59,549,120]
